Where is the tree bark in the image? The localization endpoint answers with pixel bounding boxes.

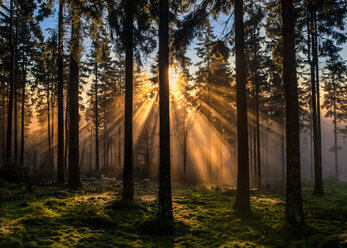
[158,0,173,219]
[333,84,338,181]
[20,51,26,167]
[280,0,304,224]
[123,0,134,201]
[94,61,100,175]
[57,0,65,182]
[68,3,81,189]
[233,0,250,214]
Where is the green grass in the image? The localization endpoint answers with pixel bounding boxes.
[0,180,346,247]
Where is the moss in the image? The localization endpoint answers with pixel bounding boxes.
[0,181,346,247]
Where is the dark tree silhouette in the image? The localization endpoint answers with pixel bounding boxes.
[233,0,250,215]
[158,0,173,220]
[57,0,65,183]
[280,0,304,224]
[5,0,15,163]
[123,0,134,201]
[68,1,82,189]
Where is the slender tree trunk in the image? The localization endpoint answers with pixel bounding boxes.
[47,87,52,169]
[265,126,268,178]
[158,0,173,219]
[123,0,134,201]
[68,3,81,189]
[333,84,338,181]
[51,90,55,169]
[20,53,25,167]
[183,124,187,179]
[6,0,15,162]
[281,125,285,185]
[309,8,323,195]
[234,0,250,214]
[94,62,100,175]
[64,101,69,175]
[255,78,261,189]
[118,126,121,171]
[280,0,304,224]
[89,138,92,175]
[1,67,5,165]
[314,10,323,194]
[57,0,65,182]
[14,11,18,163]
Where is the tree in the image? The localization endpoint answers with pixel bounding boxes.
[280,0,304,224]
[68,0,82,189]
[322,52,346,181]
[158,0,172,220]
[233,0,250,215]
[123,0,134,201]
[57,0,65,183]
[5,0,14,163]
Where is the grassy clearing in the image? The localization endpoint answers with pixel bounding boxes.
[0,180,346,248]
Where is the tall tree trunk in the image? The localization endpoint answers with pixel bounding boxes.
[6,0,15,162]
[118,126,121,172]
[233,0,250,214]
[265,126,268,178]
[1,67,5,165]
[183,126,187,179]
[281,125,285,185]
[89,138,92,175]
[123,0,134,201]
[14,11,18,163]
[314,10,323,194]
[309,8,323,195]
[333,84,338,181]
[255,78,261,189]
[51,89,55,169]
[280,0,304,224]
[57,0,65,183]
[47,87,52,169]
[20,53,26,167]
[94,62,100,175]
[68,3,81,189]
[158,0,173,219]
[64,101,69,175]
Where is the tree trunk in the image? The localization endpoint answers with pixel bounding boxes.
[123,0,134,201]
[14,11,18,162]
[158,0,173,220]
[5,0,15,162]
[94,62,100,175]
[68,3,81,189]
[233,0,250,214]
[89,138,92,175]
[57,0,65,183]
[280,0,304,224]
[281,126,285,185]
[314,10,323,194]
[333,84,338,181]
[183,127,187,179]
[47,87,52,169]
[64,101,69,175]
[20,52,26,167]
[309,8,323,195]
[255,77,261,189]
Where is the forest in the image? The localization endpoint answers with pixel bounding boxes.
[0,0,346,247]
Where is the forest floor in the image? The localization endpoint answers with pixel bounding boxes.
[0,178,346,248]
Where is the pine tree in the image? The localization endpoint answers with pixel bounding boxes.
[280,0,304,224]
[322,51,346,181]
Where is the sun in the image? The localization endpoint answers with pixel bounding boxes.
[169,67,180,90]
